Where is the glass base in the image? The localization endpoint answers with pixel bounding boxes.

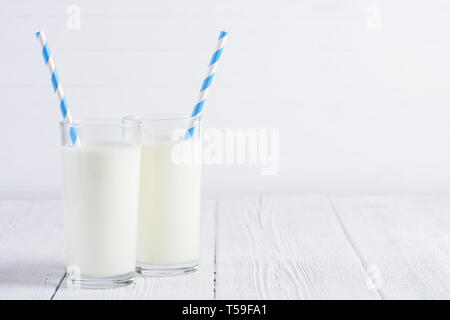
[65,271,135,289]
[136,260,199,277]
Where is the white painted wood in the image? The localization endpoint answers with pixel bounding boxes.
[7,1,450,197]
[53,200,215,299]
[330,196,450,299]
[215,196,380,299]
[2,195,450,300]
[0,200,66,299]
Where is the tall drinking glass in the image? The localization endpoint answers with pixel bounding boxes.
[124,114,202,276]
[60,119,142,288]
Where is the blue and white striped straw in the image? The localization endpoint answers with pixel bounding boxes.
[35,31,79,145]
[185,30,229,139]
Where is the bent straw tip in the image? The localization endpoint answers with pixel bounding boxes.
[35,32,40,38]
[219,31,228,39]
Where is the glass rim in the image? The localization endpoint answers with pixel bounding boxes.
[59,118,142,128]
[123,113,201,122]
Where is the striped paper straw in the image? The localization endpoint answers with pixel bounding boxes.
[185,30,229,139]
[35,31,79,145]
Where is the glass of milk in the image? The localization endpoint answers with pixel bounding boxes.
[60,119,142,288]
[124,114,202,276]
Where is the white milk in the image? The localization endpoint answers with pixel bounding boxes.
[137,138,201,266]
[62,142,141,277]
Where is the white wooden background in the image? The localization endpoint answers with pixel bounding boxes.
[3,0,450,197]
[1,195,449,299]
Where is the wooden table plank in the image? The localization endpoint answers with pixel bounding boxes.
[53,200,215,299]
[330,196,450,299]
[215,196,379,299]
[0,200,66,299]
[3,195,448,300]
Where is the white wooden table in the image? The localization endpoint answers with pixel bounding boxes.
[1,195,449,300]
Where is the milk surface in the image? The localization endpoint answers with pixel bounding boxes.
[62,142,141,277]
[137,138,201,265]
